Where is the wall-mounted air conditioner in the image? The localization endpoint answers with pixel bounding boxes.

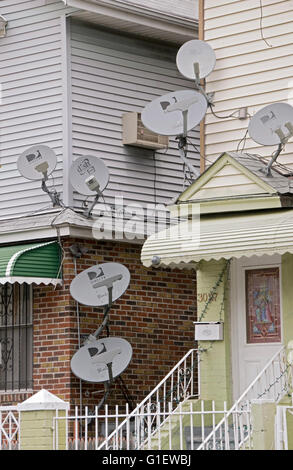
[122,112,168,150]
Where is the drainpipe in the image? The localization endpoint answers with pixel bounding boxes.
[69,244,88,419]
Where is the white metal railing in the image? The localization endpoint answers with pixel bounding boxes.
[97,348,199,450]
[53,348,199,450]
[0,406,20,450]
[53,399,252,450]
[198,345,293,450]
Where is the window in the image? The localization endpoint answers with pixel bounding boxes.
[245,267,281,344]
[0,284,33,391]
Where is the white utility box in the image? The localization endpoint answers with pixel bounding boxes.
[194,322,224,341]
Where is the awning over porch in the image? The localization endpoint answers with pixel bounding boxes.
[141,209,293,268]
[0,241,62,285]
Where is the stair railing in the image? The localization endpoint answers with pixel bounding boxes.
[97,348,200,450]
[197,345,292,450]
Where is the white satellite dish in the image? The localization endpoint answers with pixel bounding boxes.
[71,337,133,383]
[141,89,207,136]
[69,155,109,196]
[18,144,57,180]
[70,262,130,307]
[176,39,216,81]
[248,102,293,146]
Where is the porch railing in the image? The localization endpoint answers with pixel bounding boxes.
[198,345,292,450]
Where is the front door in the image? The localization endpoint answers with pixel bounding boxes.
[231,255,283,400]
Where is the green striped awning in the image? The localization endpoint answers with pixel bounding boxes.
[0,241,62,285]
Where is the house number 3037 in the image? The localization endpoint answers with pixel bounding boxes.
[197,292,218,302]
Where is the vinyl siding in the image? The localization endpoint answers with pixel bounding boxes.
[70,20,200,211]
[0,0,76,219]
[203,0,293,169]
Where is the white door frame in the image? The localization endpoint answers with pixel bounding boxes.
[230,254,283,401]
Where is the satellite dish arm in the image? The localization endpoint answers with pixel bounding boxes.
[176,136,200,179]
[84,191,102,218]
[265,143,283,177]
[85,285,113,343]
[41,178,63,207]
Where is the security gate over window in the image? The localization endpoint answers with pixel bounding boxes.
[0,284,33,391]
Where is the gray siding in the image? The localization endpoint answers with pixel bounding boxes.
[70,21,200,211]
[0,0,72,220]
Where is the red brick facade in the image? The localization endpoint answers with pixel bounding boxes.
[0,237,197,409]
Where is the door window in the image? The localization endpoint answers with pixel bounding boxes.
[245,267,281,344]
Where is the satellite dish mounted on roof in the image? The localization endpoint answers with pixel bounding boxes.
[69,155,109,218]
[18,145,62,206]
[248,102,293,176]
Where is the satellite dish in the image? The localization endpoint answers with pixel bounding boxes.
[18,145,57,180]
[248,102,293,146]
[176,39,216,81]
[141,89,207,136]
[69,155,109,196]
[71,337,133,383]
[70,262,130,307]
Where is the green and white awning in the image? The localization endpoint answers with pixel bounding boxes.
[0,241,62,285]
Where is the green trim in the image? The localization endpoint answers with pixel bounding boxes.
[178,153,277,203]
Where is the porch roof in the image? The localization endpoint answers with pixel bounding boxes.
[141,208,293,269]
[0,241,62,285]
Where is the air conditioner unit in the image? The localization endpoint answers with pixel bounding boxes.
[122,112,169,150]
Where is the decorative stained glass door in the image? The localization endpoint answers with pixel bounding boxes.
[246,267,281,344]
[231,256,283,401]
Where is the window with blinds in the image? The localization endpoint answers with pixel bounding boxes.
[0,284,33,391]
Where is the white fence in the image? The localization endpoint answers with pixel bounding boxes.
[53,400,252,450]
[0,406,19,450]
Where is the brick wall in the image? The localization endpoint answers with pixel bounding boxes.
[1,237,197,409]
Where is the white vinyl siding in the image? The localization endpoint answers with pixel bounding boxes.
[0,0,73,220]
[70,20,200,210]
[203,0,293,169]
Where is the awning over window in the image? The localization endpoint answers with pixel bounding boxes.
[141,209,293,268]
[0,241,62,285]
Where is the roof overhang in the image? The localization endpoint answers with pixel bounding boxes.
[62,0,198,44]
[141,209,293,269]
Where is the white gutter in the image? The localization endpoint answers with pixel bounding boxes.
[61,0,197,42]
[62,0,197,26]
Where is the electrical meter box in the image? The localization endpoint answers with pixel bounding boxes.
[193,322,224,341]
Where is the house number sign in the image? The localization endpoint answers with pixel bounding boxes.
[197,292,218,302]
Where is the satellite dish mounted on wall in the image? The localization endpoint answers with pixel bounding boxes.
[248,102,293,176]
[70,262,130,357]
[70,262,131,409]
[141,90,205,179]
[176,39,216,82]
[17,145,62,206]
[176,39,216,108]
[69,155,109,218]
[70,337,133,384]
